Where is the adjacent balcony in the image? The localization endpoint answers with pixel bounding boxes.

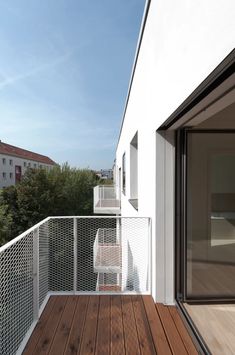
[93,185,121,214]
[93,228,121,274]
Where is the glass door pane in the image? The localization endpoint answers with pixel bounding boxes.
[186,132,235,299]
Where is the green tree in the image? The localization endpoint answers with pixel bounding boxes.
[0,164,97,246]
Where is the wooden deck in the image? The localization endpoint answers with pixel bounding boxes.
[23,295,198,355]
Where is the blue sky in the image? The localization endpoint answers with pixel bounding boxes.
[0,0,145,170]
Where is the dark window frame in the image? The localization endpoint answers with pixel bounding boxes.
[122,152,126,195]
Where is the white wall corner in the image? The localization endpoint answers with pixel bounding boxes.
[155,131,175,305]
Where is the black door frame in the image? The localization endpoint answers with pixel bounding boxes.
[176,128,235,303]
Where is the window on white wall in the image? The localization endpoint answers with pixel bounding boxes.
[9,172,13,179]
[129,132,138,210]
[118,167,121,200]
[2,172,6,179]
[2,158,6,164]
[122,153,126,195]
[9,159,13,165]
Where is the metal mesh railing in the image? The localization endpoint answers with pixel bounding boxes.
[0,216,151,354]
[0,232,34,355]
[39,221,49,307]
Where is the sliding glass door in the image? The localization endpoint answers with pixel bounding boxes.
[185,131,235,300]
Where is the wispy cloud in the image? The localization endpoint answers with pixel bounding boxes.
[0,50,73,90]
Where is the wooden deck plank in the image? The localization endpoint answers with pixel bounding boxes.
[48,296,78,355]
[64,296,89,355]
[33,296,68,354]
[95,296,110,355]
[79,295,100,355]
[168,306,198,355]
[121,295,140,355]
[23,296,57,355]
[24,295,198,355]
[156,303,188,355]
[132,296,156,355]
[142,296,172,355]
[110,296,125,355]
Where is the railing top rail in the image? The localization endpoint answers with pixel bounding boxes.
[0,215,151,253]
[0,216,50,253]
[49,216,151,219]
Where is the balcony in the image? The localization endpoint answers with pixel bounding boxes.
[0,216,151,354]
[0,216,197,355]
[93,185,121,214]
[93,228,121,274]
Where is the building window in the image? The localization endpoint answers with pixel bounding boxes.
[129,132,138,210]
[9,159,13,165]
[28,162,31,167]
[2,158,6,164]
[34,163,37,168]
[2,172,6,179]
[9,172,13,179]
[24,162,26,167]
[39,164,43,169]
[122,152,126,195]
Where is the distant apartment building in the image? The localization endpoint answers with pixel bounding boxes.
[0,141,56,188]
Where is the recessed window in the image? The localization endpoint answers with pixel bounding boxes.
[40,164,43,168]
[129,132,138,210]
[28,162,31,167]
[24,162,26,167]
[34,163,37,168]
[9,172,13,179]
[9,159,13,165]
[122,153,126,195]
[2,172,6,179]
[2,158,6,164]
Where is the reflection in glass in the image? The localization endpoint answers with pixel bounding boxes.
[187,133,235,299]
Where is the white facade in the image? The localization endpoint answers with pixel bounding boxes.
[115,0,235,304]
[0,153,55,189]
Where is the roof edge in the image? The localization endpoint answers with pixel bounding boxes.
[0,141,56,165]
[116,0,152,150]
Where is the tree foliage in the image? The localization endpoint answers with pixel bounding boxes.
[0,164,98,246]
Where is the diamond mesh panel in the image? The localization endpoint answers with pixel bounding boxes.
[121,218,150,292]
[39,222,49,306]
[48,218,74,291]
[76,217,150,293]
[76,218,116,291]
[94,228,121,273]
[0,233,34,355]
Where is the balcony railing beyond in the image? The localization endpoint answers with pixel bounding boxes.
[93,185,120,213]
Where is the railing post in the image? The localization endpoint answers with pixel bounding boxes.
[73,217,77,294]
[148,218,152,295]
[33,228,39,320]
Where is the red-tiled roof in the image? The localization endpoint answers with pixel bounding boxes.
[0,141,56,165]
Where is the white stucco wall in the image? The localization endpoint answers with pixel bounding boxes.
[116,0,235,303]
